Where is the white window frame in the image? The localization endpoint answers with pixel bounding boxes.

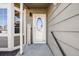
[0,4,14,51]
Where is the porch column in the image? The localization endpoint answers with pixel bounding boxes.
[24,9,27,45]
[20,3,23,55]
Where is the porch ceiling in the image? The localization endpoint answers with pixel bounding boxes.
[24,3,52,9]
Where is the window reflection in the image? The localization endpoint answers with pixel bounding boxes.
[14,10,20,33]
[0,9,7,34]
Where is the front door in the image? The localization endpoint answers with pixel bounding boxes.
[33,14,46,43]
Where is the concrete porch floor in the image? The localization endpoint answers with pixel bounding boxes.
[22,44,53,56]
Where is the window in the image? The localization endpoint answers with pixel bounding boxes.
[0,9,7,34]
[14,10,20,33]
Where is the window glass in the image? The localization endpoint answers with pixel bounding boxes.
[36,17,43,31]
[0,9,7,34]
[14,10,20,33]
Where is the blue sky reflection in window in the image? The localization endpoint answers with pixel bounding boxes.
[14,15,20,33]
[36,17,43,31]
[0,9,7,33]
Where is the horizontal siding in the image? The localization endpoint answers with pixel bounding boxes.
[48,3,70,23]
[49,15,79,31]
[48,32,62,56]
[52,3,70,18]
[58,40,79,56]
[14,36,20,47]
[14,36,24,47]
[47,4,60,20]
[47,4,54,18]
[0,37,8,48]
[54,32,79,51]
[49,3,79,26]
[47,3,79,56]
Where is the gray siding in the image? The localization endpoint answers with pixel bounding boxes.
[0,37,8,48]
[14,36,20,47]
[14,36,24,47]
[48,3,79,56]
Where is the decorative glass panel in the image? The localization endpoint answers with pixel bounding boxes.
[36,17,43,31]
[0,9,7,34]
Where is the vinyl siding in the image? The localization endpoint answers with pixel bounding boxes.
[47,3,79,56]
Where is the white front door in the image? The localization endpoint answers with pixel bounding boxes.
[33,14,46,43]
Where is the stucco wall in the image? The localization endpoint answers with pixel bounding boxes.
[47,3,79,56]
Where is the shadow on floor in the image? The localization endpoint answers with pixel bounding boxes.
[0,49,19,56]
